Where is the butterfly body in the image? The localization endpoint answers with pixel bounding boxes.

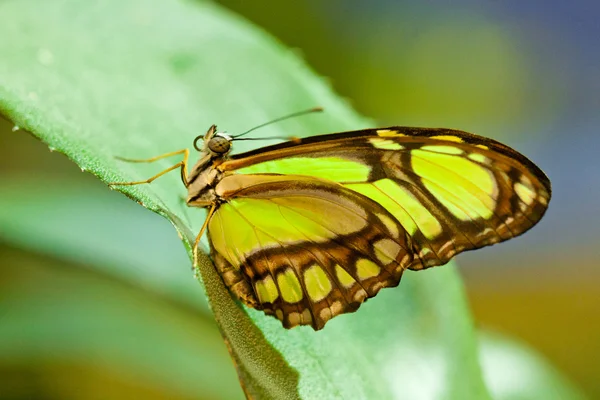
[111,123,551,331]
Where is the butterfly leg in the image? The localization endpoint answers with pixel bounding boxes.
[108,149,190,187]
[192,203,217,270]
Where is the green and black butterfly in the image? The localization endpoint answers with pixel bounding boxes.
[109,109,551,330]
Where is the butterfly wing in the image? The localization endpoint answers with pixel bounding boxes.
[219,127,551,271]
[208,174,411,330]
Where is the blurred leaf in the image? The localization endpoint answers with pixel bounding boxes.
[0,246,243,400]
[0,175,210,314]
[0,0,517,398]
[479,332,587,400]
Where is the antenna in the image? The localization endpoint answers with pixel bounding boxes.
[231,107,323,139]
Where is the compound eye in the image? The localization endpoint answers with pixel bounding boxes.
[208,135,231,154]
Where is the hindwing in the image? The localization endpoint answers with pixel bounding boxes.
[208,174,410,330]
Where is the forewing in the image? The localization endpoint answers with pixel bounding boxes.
[220,127,551,270]
[207,174,412,330]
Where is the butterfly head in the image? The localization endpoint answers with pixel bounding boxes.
[207,133,232,154]
[193,125,232,156]
[192,108,323,157]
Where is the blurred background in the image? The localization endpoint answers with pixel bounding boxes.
[1,0,598,398]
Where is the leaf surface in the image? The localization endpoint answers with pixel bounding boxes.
[0,0,501,397]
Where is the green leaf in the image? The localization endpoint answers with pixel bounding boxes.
[0,0,494,398]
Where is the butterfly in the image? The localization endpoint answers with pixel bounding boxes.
[109,109,551,330]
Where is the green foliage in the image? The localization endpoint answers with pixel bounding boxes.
[0,0,586,399]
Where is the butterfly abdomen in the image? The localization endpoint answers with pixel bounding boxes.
[212,251,259,308]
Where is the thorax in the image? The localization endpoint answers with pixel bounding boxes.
[186,154,227,207]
